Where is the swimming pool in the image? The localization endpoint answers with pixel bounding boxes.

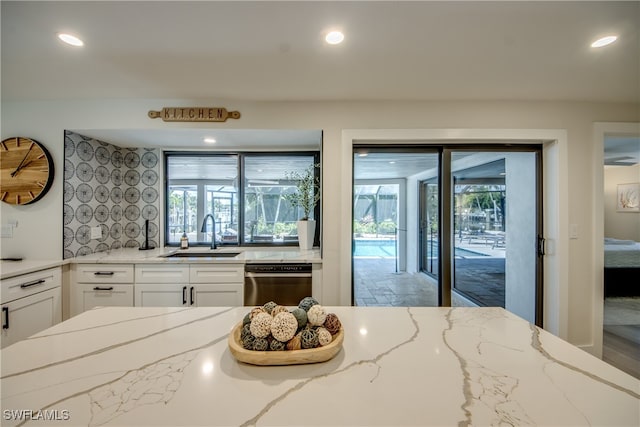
[353,239,487,258]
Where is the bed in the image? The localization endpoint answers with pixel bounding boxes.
[604,238,640,297]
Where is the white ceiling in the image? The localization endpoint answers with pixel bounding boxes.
[3,1,638,173]
[2,1,638,103]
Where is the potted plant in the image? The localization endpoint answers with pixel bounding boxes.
[283,164,320,250]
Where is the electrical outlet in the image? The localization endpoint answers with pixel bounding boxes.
[91,226,102,239]
[1,225,13,238]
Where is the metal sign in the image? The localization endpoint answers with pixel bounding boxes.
[148,107,241,122]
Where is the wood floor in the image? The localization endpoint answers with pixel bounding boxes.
[603,325,640,379]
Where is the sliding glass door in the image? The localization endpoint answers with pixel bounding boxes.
[354,144,543,326]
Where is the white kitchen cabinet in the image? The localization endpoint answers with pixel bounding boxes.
[134,264,243,307]
[190,264,243,306]
[135,264,190,284]
[192,284,243,306]
[135,284,188,307]
[71,264,134,316]
[135,283,243,307]
[1,267,62,348]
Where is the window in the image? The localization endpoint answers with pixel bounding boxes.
[165,152,319,246]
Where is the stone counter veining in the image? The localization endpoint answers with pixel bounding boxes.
[1,306,637,426]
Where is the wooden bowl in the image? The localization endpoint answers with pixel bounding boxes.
[228,322,344,366]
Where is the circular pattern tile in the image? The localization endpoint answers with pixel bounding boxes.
[95,146,110,165]
[141,170,158,186]
[111,150,123,168]
[94,204,109,222]
[141,151,158,168]
[75,225,91,244]
[75,183,93,203]
[64,159,75,180]
[63,182,74,202]
[111,169,123,186]
[95,166,110,184]
[141,187,158,203]
[124,151,140,168]
[76,141,94,161]
[124,205,140,221]
[110,187,123,204]
[124,170,140,186]
[141,205,158,220]
[63,204,74,225]
[125,222,140,238]
[110,205,123,222]
[94,185,110,203]
[76,162,94,182]
[75,204,93,224]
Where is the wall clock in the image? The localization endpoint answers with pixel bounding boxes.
[0,137,55,205]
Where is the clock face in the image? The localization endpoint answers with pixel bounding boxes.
[0,137,55,205]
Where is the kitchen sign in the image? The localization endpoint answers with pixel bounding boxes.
[148,107,241,122]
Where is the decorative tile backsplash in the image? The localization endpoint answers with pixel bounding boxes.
[63,131,160,259]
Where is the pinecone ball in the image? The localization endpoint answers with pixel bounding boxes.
[270,312,298,342]
[317,327,333,346]
[298,296,319,312]
[323,313,342,335]
[250,312,273,338]
[307,304,327,326]
[286,332,302,350]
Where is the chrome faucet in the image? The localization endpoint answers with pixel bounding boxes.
[201,214,217,249]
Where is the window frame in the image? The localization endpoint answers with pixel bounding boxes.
[164,151,321,248]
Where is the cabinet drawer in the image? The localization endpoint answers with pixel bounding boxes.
[75,264,134,284]
[79,284,134,312]
[1,267,61,304]
[135,264,189,283]
[190,264,244,284]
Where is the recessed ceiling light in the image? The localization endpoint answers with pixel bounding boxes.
[57,33,84,47]
[203,137,217,144]
[389,161,396,164]
[325,31,345,45]
[357,153,368,157]
[591,35,618,48]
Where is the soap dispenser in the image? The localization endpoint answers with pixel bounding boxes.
[180,231,189,249]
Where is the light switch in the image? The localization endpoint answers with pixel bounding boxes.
[569,224,579,239]
[91,226,102,239]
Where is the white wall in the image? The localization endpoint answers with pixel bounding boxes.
[604,165,640,241]
[1,98,638,351]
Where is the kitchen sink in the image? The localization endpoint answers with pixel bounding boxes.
[161,252,241,258]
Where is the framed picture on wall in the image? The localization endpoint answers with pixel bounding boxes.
[616,183,640,212]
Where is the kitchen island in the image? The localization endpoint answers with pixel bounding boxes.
[1,306,638,426]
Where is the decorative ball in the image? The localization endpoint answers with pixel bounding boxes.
[317,327,333,346]
[271,305,288,316]
[263,301,277,314]
[271,312,298,342]
[270,339,286,351]
[241,334,255,350]
[300,328,319,349]
[307,304,327,326]
[250,312,273,338]
[290,308,308,329]
[241,323,252,340]
[323,313,342,335]
[286,333,302,350]
[242,312,252,326]
[250,307,266,320]
[298,296,319,312]
[252,337,269,351]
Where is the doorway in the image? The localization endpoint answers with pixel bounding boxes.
[352,144,543,326]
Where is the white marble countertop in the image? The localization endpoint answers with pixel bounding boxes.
[0,247,322,279]
[1,306,637,426]
[0,259,63,280]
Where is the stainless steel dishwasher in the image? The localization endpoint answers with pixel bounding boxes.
[244,263,312,306]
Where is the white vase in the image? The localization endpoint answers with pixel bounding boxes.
[297,219,316,250]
